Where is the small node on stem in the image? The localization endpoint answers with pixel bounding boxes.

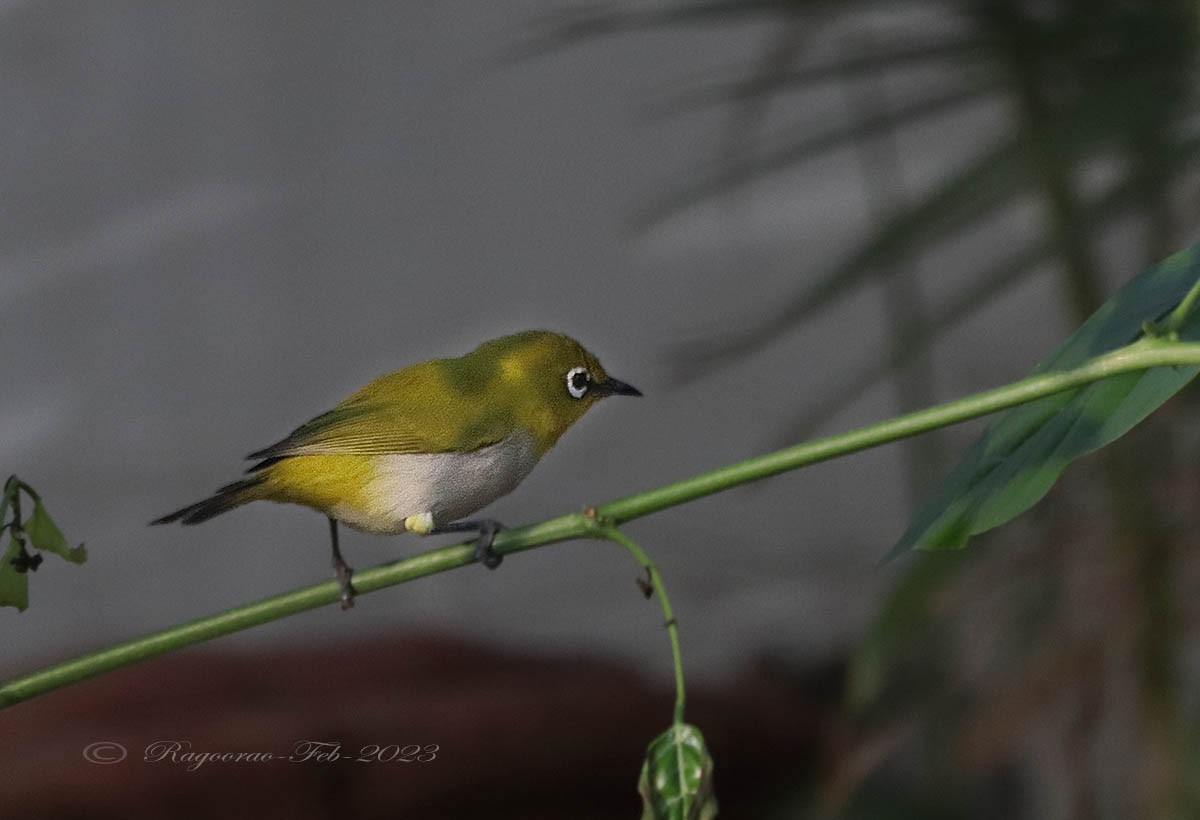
[579,505,616,536]
[636,568,653,599]
[1141,318,1179,341]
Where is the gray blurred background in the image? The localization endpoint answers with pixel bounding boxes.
[4,2,1200,818]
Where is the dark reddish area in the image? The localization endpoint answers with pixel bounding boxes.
[1,634,831,818]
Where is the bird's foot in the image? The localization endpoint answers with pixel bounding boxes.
[473,519,503,570]
[328,517,355,610]
[429,518,504,569]
[334,560,356,610]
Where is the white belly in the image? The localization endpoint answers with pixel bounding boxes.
[332,432,539,534]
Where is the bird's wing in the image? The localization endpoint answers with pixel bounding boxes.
[245,363,511,465]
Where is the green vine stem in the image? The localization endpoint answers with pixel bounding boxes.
[4,335,1200,708]
[592,521,686,725]
[1145,275,1200,337]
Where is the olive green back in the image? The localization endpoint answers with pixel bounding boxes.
[247,330,611,462]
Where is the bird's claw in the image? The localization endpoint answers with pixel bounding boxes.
[474,520,503,570]
[335,563,356,610]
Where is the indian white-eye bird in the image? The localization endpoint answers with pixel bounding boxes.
[152,330,641,609]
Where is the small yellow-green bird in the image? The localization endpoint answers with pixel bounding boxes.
[152,330,641,608]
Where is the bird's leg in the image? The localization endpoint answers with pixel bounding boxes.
[328,517,355,610]
[429,519,504,569]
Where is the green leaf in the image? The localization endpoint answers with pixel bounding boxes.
[659,35,986,114]
[849,550,972,710]
[639,77,1003,227]
[0,536,30,612]
[893,242,1200,555]
[24,501,86,564]
[671,137,1028,382]
[638,723,718,820]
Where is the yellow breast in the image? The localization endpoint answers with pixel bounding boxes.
[258,433,539,534]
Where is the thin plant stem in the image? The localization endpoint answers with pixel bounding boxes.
[1154,275,1200,336]
[5,336,1200,708]
[595,521,686,725]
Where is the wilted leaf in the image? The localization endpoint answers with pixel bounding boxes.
[0,478,86,610]
[24,501,86,564]
[0,536,30,612]
[893,242,1200,555]
[638,723,718,820]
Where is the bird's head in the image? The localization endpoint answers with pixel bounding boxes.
[462,330,641,453]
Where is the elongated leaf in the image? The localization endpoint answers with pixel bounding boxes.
[638,723,718,820]
[849,550,973,710]
[670,137,1028,383]
[892,242,1200,554]
[25,501,86,564]
[656,36,985,115]
[507,0,889,64]
[775,133,1200,442]
[638,77,1001,226]
[0,536,30,612]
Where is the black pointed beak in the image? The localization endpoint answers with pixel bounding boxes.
[596,376,642,397]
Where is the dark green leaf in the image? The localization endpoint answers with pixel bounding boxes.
[893,242,1200,555]
[0,536,30,612]
[24,501,86,564]
[671,137,1027,382]
[505,0,864,64]
[774,133,1200,442]
[638,723,718,820]
[656,36,986,115]
[638,78,1002,227]
[849,550,973,710]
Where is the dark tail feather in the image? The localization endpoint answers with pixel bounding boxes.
[151,476,265,526]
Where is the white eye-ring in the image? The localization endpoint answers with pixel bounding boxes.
[566,366,590,399]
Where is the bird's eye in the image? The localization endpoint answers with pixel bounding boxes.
[566,366,590,399]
